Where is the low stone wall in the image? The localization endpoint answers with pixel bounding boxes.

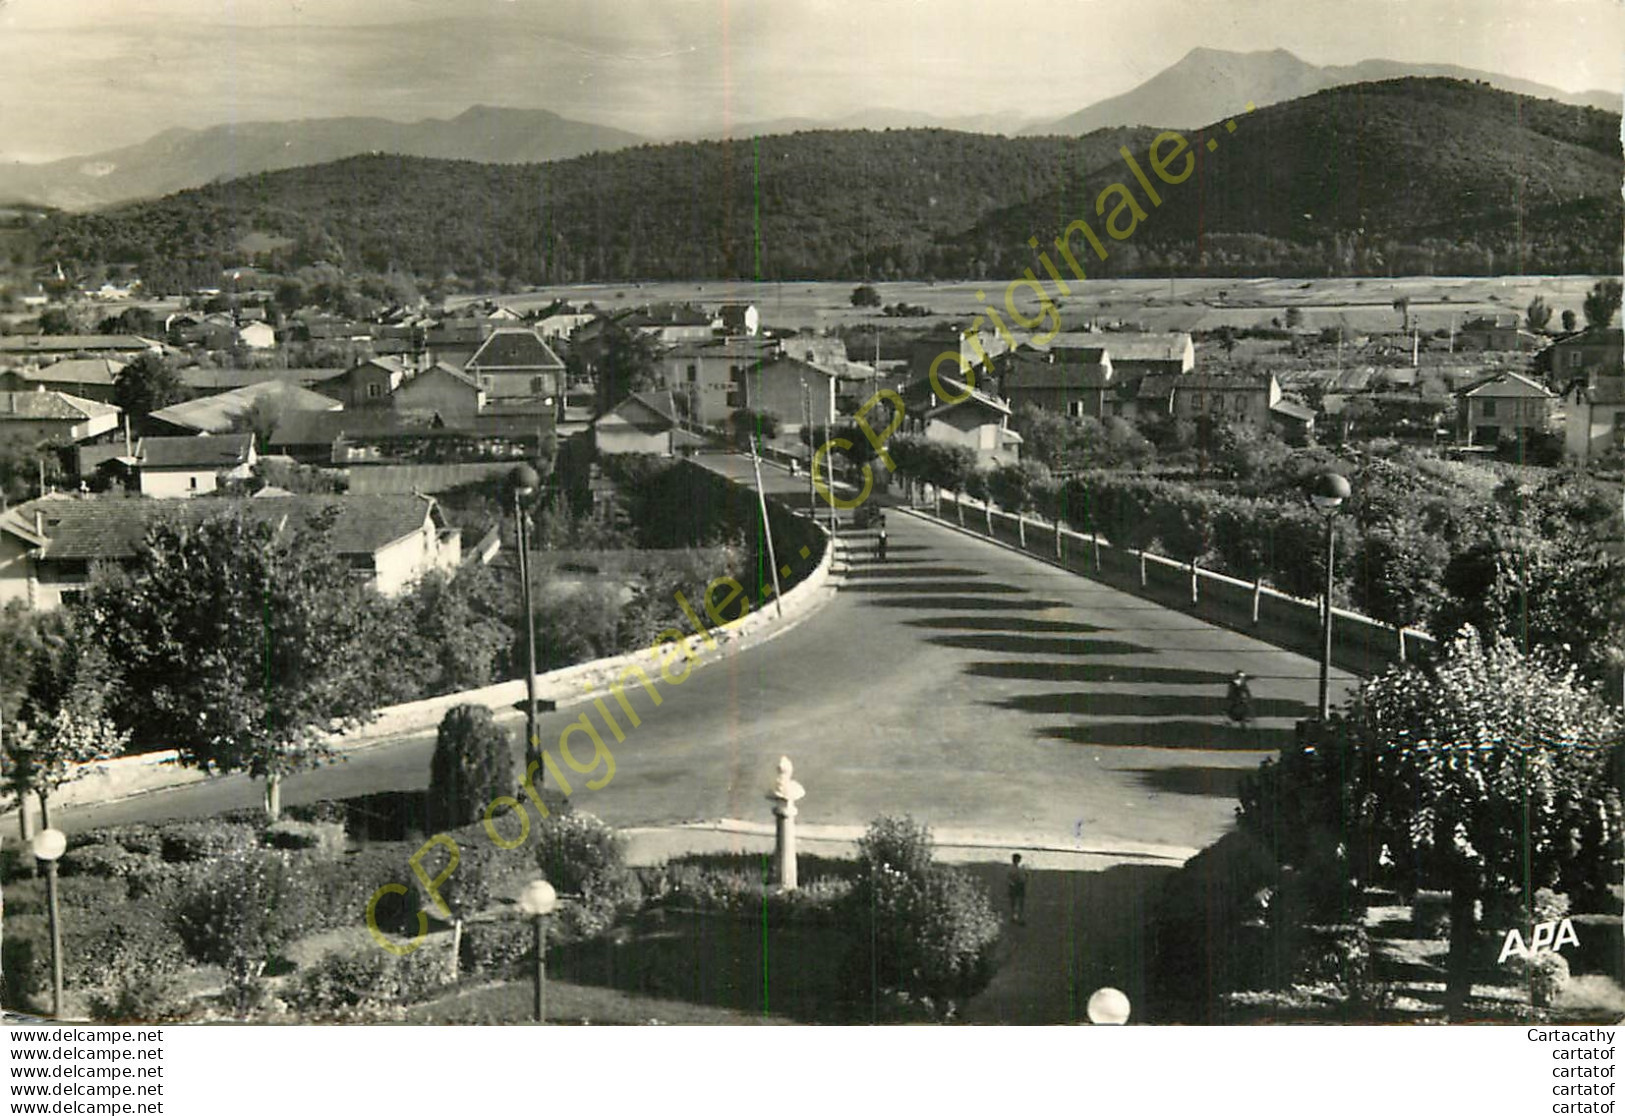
[42,476,835,816]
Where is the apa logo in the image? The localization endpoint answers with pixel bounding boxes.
[1497,918,1581,964]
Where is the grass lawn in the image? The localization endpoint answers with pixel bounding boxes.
[408,976,785,1025]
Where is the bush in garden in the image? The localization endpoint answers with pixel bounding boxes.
[283,947,449,1020]
[534,813,627,897]
[159,819,259,864]
[427,705,516,833]
[856,815,935,880]
[174,848,301,1012]
[846,816,1001,1019]
[88,970,193,1024]
[262,820,346,859]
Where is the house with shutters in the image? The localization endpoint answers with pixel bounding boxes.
[0,492,461,610]
[593,391,706,456]
[0,391,122,446]
[463,328,566,405]
[0,358,125,404]
[1455,371,1557,447]
[133,433,257,497]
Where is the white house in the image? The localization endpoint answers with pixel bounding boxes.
[135,433,257,497]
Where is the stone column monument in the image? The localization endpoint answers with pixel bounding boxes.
[768,756,805,891]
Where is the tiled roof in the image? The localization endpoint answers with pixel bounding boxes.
[604,391,679,432]
[1101,333,1192,361]
[1270,399,1316,422]
[1003,354,1112,391]
[11,493,436,562]
[0,391,120,421]
[1458,371,1554,399]
[136,433,254,470]
[1022,334,1110,355]
[465,329,564,371]
[19,358,125,386]
[270,409,552,447]
[149,380,342,434]
[1175,373,1275,391]
[175,367,347,393]
[0,335,155,354]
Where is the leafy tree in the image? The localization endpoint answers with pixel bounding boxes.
[231,394,284,452]
[595,321,660,412]
[1561,309,1577,332]
[81,505,381,819]
[1285,306,1303,328]
[113,352,184,418]
[986,460,1053,514]
[2,611,126,827]
[1239,630,1624,1019]
[1391,296,1410,333]
[427,705,516,832]
[1582,278,1622,331]
[1009,406,1073,471]
[1525,296,1552,333]
[728,408,779,451]
[850,284,882,308]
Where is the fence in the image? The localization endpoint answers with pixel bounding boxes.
[920,491,1433,679]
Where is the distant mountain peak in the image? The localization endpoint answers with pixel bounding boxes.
[1025,47,1615,135]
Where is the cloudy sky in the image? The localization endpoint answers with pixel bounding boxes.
[1,0,1620,161]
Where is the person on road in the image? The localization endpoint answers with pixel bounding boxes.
[1007,853,1029,926]
[1226,670,1254,727]
[876,524,888,562]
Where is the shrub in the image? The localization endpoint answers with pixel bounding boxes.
[428,705,516,833]
[88,970,193,1024]
[848,861,1000,1019]
[857,815,935,881]
[639,861,854,927]
[283,947,449,1020]
[262,820,346,859]
[534,813,627,897]
[174,848,301,1011]
[159,819,259,864]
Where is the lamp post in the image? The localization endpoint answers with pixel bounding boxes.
[511,464,542,778]
[518,879,558,1023]
[1309,471,1351,721]
[1086,986,1131,1025]
[31,828,66,1018]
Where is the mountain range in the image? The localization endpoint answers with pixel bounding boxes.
[1024,47,1619,135]
[30,77,1621,288]
[0,48,1616,214]
[0,107,644,213]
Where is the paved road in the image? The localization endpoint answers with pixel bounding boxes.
[58,453,1356,858]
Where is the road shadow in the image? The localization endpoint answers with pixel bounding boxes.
[964,660,1234,685]
[1124,765,1258,798]
[904,615,1104,634]
[992,691,1315,719]
[1045,719,1294,750]
[867,596,1074,612]
[928,633,1144,656]
[845,579,1030,595]
[842,566,992,581]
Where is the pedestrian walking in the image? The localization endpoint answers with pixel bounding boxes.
[876,525,888,562]
[1226,670,1254,727]
[1007,853,1029,926]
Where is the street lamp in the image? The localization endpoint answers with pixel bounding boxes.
[1309,471,1351,721]
[511,464,542,780]
[31,828,66,1017]
[517,878,558,1023]
[1086,986,1131,1025]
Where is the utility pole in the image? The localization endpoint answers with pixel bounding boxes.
[750,442,784,618]
[802,379,816,519]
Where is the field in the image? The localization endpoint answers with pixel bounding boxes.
[455,275,1611,336]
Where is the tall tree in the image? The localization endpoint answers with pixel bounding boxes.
[1582,278,1622,331]
[3,612,127,828]
[1240,630,1623,1019]
[113,352,184,418]
[1524,296,1552,333]
[1391,296,1411,333]
[594,321,660,412]
[81,506,381,819]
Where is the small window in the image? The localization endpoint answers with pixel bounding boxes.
[367,383,381,398]
[189,476,199,489]
[1482,399,1497,418]
[1067,400,1085,418]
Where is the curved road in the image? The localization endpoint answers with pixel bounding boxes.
[58,453,1355,858]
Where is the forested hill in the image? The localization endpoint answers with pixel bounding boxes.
[30,79,1622,287]
[961,77,1623,278]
